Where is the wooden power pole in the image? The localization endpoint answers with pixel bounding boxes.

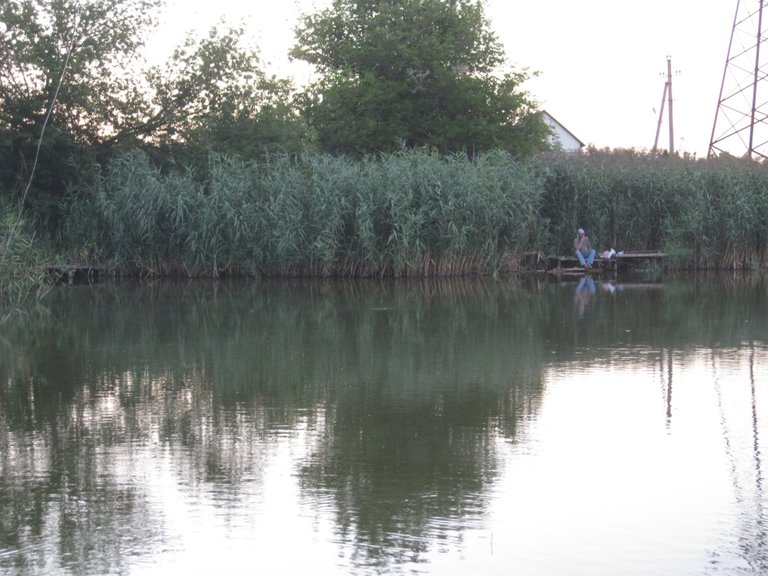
[653,56,675,154]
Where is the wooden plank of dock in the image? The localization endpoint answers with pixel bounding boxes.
[547,251,666,273]
[47,266,109,284]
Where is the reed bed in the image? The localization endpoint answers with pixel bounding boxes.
[63,150,546,277]
[535,150,768,269]
[60,148,768,277]
[0,204,52,313]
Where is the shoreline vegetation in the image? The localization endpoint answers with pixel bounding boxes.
[2,147,768,306]
[0,206,52,317]
[5,1,765,313]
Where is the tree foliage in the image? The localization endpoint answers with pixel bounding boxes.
[0,0,307,220]
[0,0,160,216]
[291,0,549,156]
[152,25,309,167]
[0,0,158,145]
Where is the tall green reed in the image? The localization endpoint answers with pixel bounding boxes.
[535,149,768,269]
[0,203,52,318]
[64,149,547,277]
[60,148,768,276]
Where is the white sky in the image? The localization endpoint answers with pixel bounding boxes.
[149,0,737,157]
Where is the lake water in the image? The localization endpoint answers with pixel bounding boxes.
[1,274,767,575]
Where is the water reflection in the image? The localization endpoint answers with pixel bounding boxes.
[573,275,595,318]
[708,346,768,574]
[0,275,767,575]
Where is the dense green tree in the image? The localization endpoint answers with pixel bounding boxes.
[153,26,310,167]
[0,0,160,217]
[0,0,158,145]
[0,0,307,222]
[291,0,549,156]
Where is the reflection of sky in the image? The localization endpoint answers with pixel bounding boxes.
[3,282,768,576]
[132,427,341,575]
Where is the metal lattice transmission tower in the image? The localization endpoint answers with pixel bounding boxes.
[709,0,768,159]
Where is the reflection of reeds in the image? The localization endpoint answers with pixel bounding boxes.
[61,149,768,277]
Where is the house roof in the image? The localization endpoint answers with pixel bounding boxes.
[542,111,585,149]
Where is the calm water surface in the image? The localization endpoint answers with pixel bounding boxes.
[1,275,767,575]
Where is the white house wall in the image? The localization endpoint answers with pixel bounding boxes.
[542,112,584,152]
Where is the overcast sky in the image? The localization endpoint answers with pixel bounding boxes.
[149,0,739,157]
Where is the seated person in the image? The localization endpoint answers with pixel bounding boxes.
[574,227,595,268]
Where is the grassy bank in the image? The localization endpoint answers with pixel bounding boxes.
[57,148,768,278]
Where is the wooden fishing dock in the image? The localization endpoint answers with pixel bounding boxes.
[47,265,112,284]
[547,251,667,275]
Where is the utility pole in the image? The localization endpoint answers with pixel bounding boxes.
[653,56,676,154]
[667,57,674,154]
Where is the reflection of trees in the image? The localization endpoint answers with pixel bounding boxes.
[0,387,165,575]
[0,365,288,574]
[299,388,509,570]
[0,278,549,573]
[293,279,549,568]
[1,275,767,573]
